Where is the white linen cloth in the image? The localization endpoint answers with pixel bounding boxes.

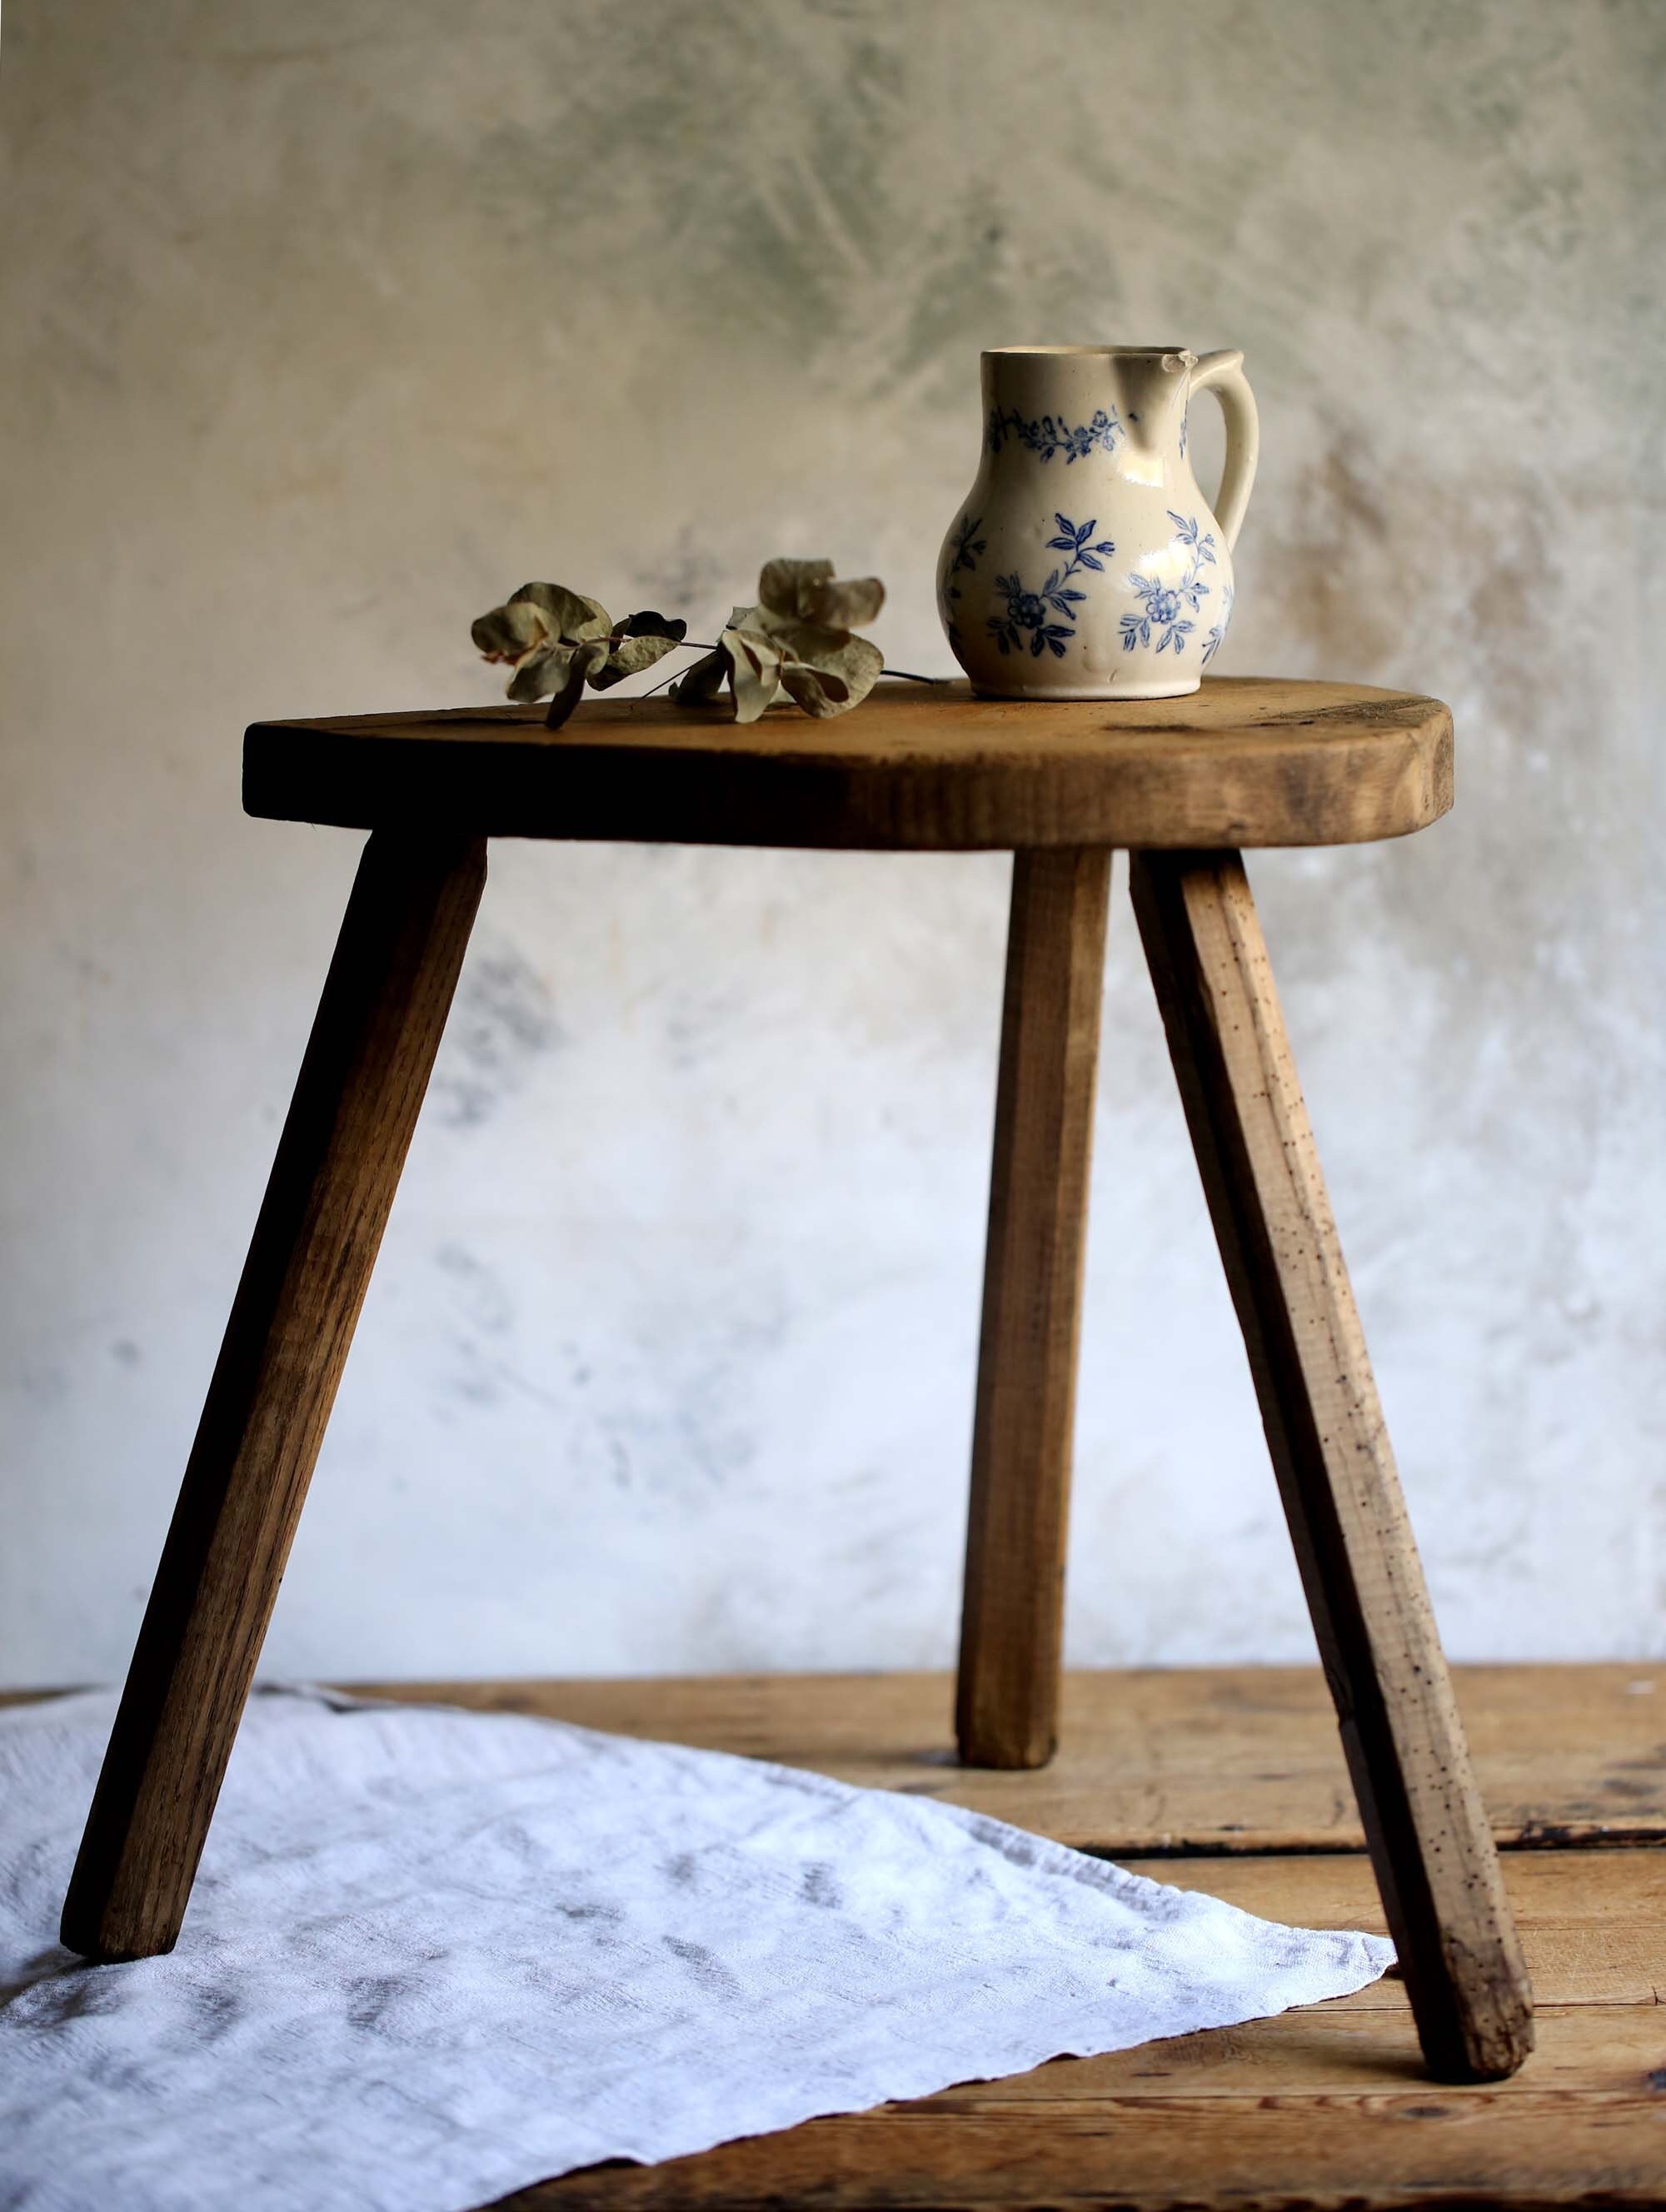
[0,1686,1393,2212]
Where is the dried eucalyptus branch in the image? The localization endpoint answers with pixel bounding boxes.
[474,559,941,729]
[471,584,688,728]
[668,560,884,725]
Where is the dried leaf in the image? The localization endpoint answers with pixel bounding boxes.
[542,655,590,730]
[471,599,550,663]
[780,664,850,714]
[756,560,884,635]
[757,558,835,622]
[669,648,729,707]
[588,610,689,692]
[670,607,755,710]
[622,609,688,640]
[586,634,671,689]
[777,631,883,719]
[802,575,885,630]
[506,642,571,704]
[474,581,615,704]
[722,625,785,723]
[512,582,611,642]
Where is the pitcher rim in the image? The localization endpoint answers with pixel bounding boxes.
[982,344,1196,358]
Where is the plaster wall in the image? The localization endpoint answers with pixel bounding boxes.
[2,0,1662,1683]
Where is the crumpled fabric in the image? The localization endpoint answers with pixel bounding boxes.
[0,1686,1393,2212]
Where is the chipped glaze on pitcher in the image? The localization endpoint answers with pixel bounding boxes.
[937,346,1259,701]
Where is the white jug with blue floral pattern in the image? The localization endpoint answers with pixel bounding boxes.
[937,346,1258,700]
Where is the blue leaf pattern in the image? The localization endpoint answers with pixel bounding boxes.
[1201,584,1234,666]
[940,511,986,649]
[985,515,1114,659]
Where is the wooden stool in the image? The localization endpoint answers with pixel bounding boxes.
[61,677,1533,2084]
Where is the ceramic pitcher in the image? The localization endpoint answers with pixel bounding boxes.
[936,346,1258,700]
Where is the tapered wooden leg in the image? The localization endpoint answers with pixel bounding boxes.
[61,831,486,1963]
[956,847,1110,1770]
[1130,847,1533,2083]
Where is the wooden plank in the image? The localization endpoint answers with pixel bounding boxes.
[242,677,1454,852]
[337,1666,1666,1856]
[491,1848,1666,2207]
[476,1843,1666,2207]
[1090,1850,1666,2015]
[957,849,1110,1768]
[926,2001,1666,2096]
[495,2080,1666,2211]
[11,1663,1656,2208]
[1130,849,1531,2081]
[59,832,486,1965]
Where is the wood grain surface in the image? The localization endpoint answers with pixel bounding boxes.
[243,678,1453,852]
[488,1931,1666,2212]
[957,849,1110,1768]
[334,1665,1666,1858]
[1130,849,1533,2082]
[59,832,486,1963]
[17,1669,1660,2208]
[475,1830,1660,2212]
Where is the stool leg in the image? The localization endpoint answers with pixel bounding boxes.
[956,847,1110,1769]
[61,831,486,1962]
[1130,848,1533,2083]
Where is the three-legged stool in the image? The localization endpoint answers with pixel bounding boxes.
[61,676,1533,2083]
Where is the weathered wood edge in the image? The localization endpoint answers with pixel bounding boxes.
[242,689,1454,853]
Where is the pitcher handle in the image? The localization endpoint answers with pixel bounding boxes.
[1190,349,1259,553]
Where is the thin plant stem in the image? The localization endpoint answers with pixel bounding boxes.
[635,661,689,701]
[544,636,952,720]
[594,635,941,680]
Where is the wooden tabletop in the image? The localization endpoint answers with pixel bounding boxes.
[243,677,1454,852]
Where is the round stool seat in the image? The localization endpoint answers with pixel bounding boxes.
[244,675,1452,852]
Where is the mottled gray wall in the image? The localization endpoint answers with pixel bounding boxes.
[2,0,1662,1684]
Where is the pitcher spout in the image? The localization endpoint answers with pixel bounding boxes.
[1111,348,1196,456]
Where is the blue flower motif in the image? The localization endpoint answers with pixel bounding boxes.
[1121,572,1195,655]
[989,405,1125,464]
[1065,409,1121,461]
[982,515,1113,660]
[988,570,1075,659]
[1120,513,1217,657]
